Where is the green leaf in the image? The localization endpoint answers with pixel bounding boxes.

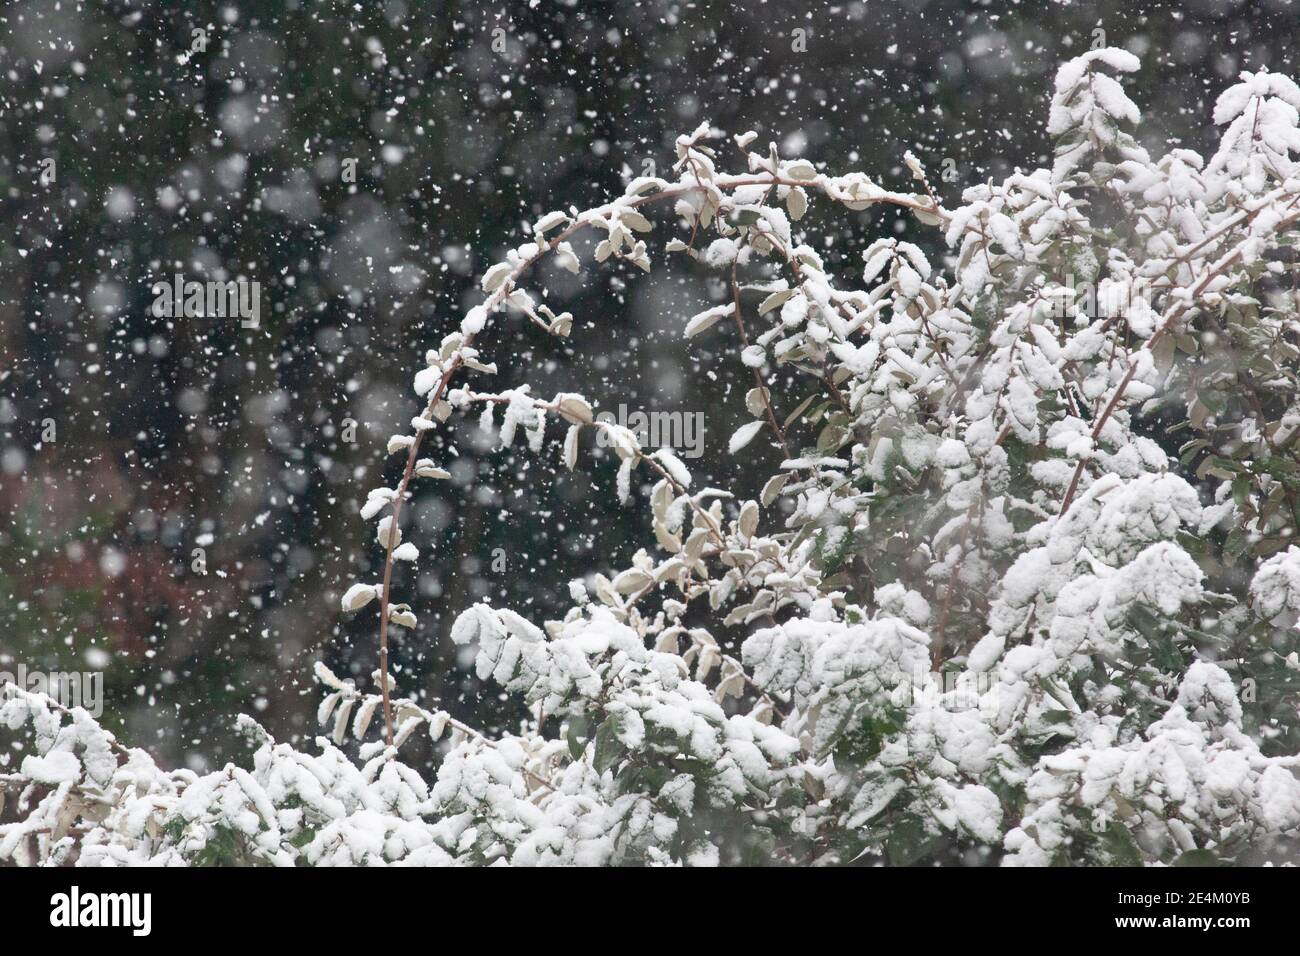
[1198,390,1228,414]
[593,716,627,774]
[886,813,937,866]
[782,393,817,429]
[617,763,672,796]
[1225,528,1250,559]
[1101,821,1143,866]
[1231,475,1252,508]
[1173,849,1220,867]
[567,715,590,761]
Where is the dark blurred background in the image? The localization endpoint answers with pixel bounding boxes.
[3,0,1299,772]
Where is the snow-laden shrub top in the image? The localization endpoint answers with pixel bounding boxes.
[5,50,1300,866]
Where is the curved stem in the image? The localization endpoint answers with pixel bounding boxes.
[370,171,942,745]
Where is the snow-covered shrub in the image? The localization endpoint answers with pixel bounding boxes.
[5,50,1300,866]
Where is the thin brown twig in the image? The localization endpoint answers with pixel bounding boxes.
[1057,200,1300,517]
[730,262,791,459]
